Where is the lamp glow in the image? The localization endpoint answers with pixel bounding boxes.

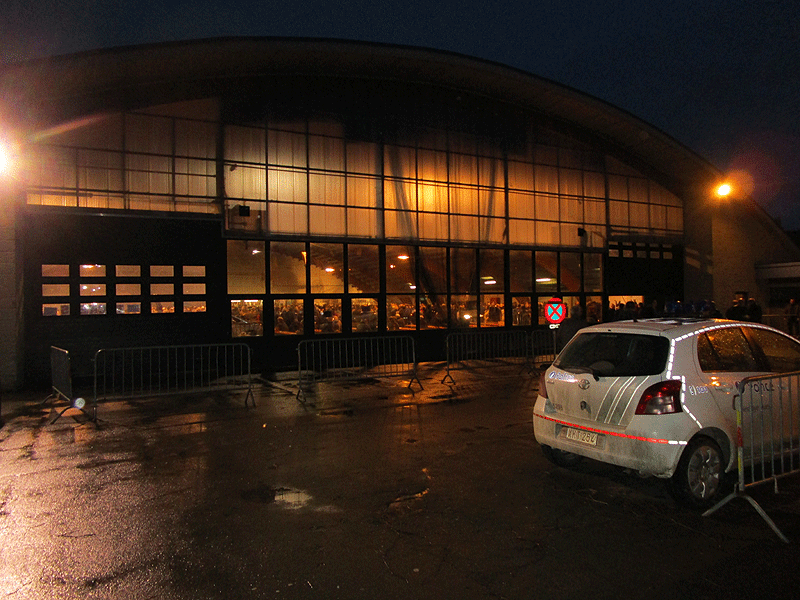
[716,183,731,197]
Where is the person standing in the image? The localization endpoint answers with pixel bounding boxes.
[786,299,799,335]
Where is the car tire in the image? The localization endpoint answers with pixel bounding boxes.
[668,436,728,508]
[541,444,584,468]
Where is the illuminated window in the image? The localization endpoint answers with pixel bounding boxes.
[271,242,306,294]
[150,265,174,277]
[183,300,206,313]
[274,299,303,334]
[346,244,378,294]
[151,302,175,314]
[232,299,263,337]
[42,264,69,277]
[183,265,205,277]
[116,303,141,315]
[116,283,141,295]
[227,240,266,294]
[512,297,533,326]
[116,265,141,277]
[43,284,70,297]
[80,264,106,277]
[80,283,106,296]
[310,244,343,294]
[81,302,107,315]
[387,295,415,330]
[313,299,342,334]
[351,298,378,333]
[182,283,206,295]
[150,283,174,295]
[43,304,70,316]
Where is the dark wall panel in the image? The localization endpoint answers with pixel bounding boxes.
[23,209,228,384]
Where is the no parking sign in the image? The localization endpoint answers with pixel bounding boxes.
[544,298,567,325]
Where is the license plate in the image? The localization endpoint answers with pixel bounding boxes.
[565,427,598,446]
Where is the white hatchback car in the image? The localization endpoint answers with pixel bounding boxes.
[533,318,800,507]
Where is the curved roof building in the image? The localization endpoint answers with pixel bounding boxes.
[1,38,797,387]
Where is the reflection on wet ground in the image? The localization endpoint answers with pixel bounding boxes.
[1,364,799,600]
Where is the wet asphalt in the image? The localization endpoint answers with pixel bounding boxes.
[1,362,800,600]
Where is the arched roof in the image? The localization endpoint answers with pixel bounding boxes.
[1,37,720,195]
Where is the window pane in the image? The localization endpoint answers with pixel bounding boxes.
[480,248,504,293]
[81,302,107,315]
[586,296,603,325]
[510,250,532,293]
[150,265,174,277]
[512,297,533,326]
[42,264,69,277]
[183,265,205,277]
[420,298,447,329]
[310,243,344,293]
[184,301,206,313]
[116,283,141,296]
[451,294,477,328]
[227,240,265,294]
[151,283,173,295]
[232,299,263,337]
[80,283,106,296]
[80,264,106,277]
[584,253,603,292]
[697,328,758,372]
[747,328,800,372]
[386,246,415,293]
[151,301,174,313]
[388,296,415,330]
[313,299,342,334]
[480,296,504,327]
[351,298,379,333]
[418,246,446,310]
[450,247,476,294]
[116,265,141,277]
[271,242,306,294]
[274,299,304,334]
[116,303,141,315]
[348,244,379,294]
[560,253,581,293]
[183,283,206,295]
[43,284,70,297]
[43,304,70,316]
[536,252,558,292]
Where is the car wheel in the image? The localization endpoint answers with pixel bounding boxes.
[541,444,584,468]
[668,436,727,508]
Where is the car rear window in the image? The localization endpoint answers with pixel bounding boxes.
[555,332,669,377]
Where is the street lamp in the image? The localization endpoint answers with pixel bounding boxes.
[716,183,732,197]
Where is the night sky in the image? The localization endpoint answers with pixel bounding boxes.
[2,0,798,229]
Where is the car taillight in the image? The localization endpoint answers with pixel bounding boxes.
[635,380,682,415]
[538,369,548,399]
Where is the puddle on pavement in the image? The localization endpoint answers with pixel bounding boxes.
[240,484,339,512]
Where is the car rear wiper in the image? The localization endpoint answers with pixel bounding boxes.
[563,366,600,381]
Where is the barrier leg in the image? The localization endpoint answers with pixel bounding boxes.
[704,487,790,544]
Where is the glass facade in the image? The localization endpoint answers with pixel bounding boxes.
[26,97,685,336]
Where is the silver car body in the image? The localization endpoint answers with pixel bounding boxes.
[533,319,787,478]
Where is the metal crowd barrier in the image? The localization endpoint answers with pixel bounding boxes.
[93,343,255,410]
[704,371,800,542]
[297,335,422,403]
[43,346,95,424]
[531,328,557,367]
[442,329,536,384]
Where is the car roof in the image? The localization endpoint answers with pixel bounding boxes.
[577,318,777,341]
